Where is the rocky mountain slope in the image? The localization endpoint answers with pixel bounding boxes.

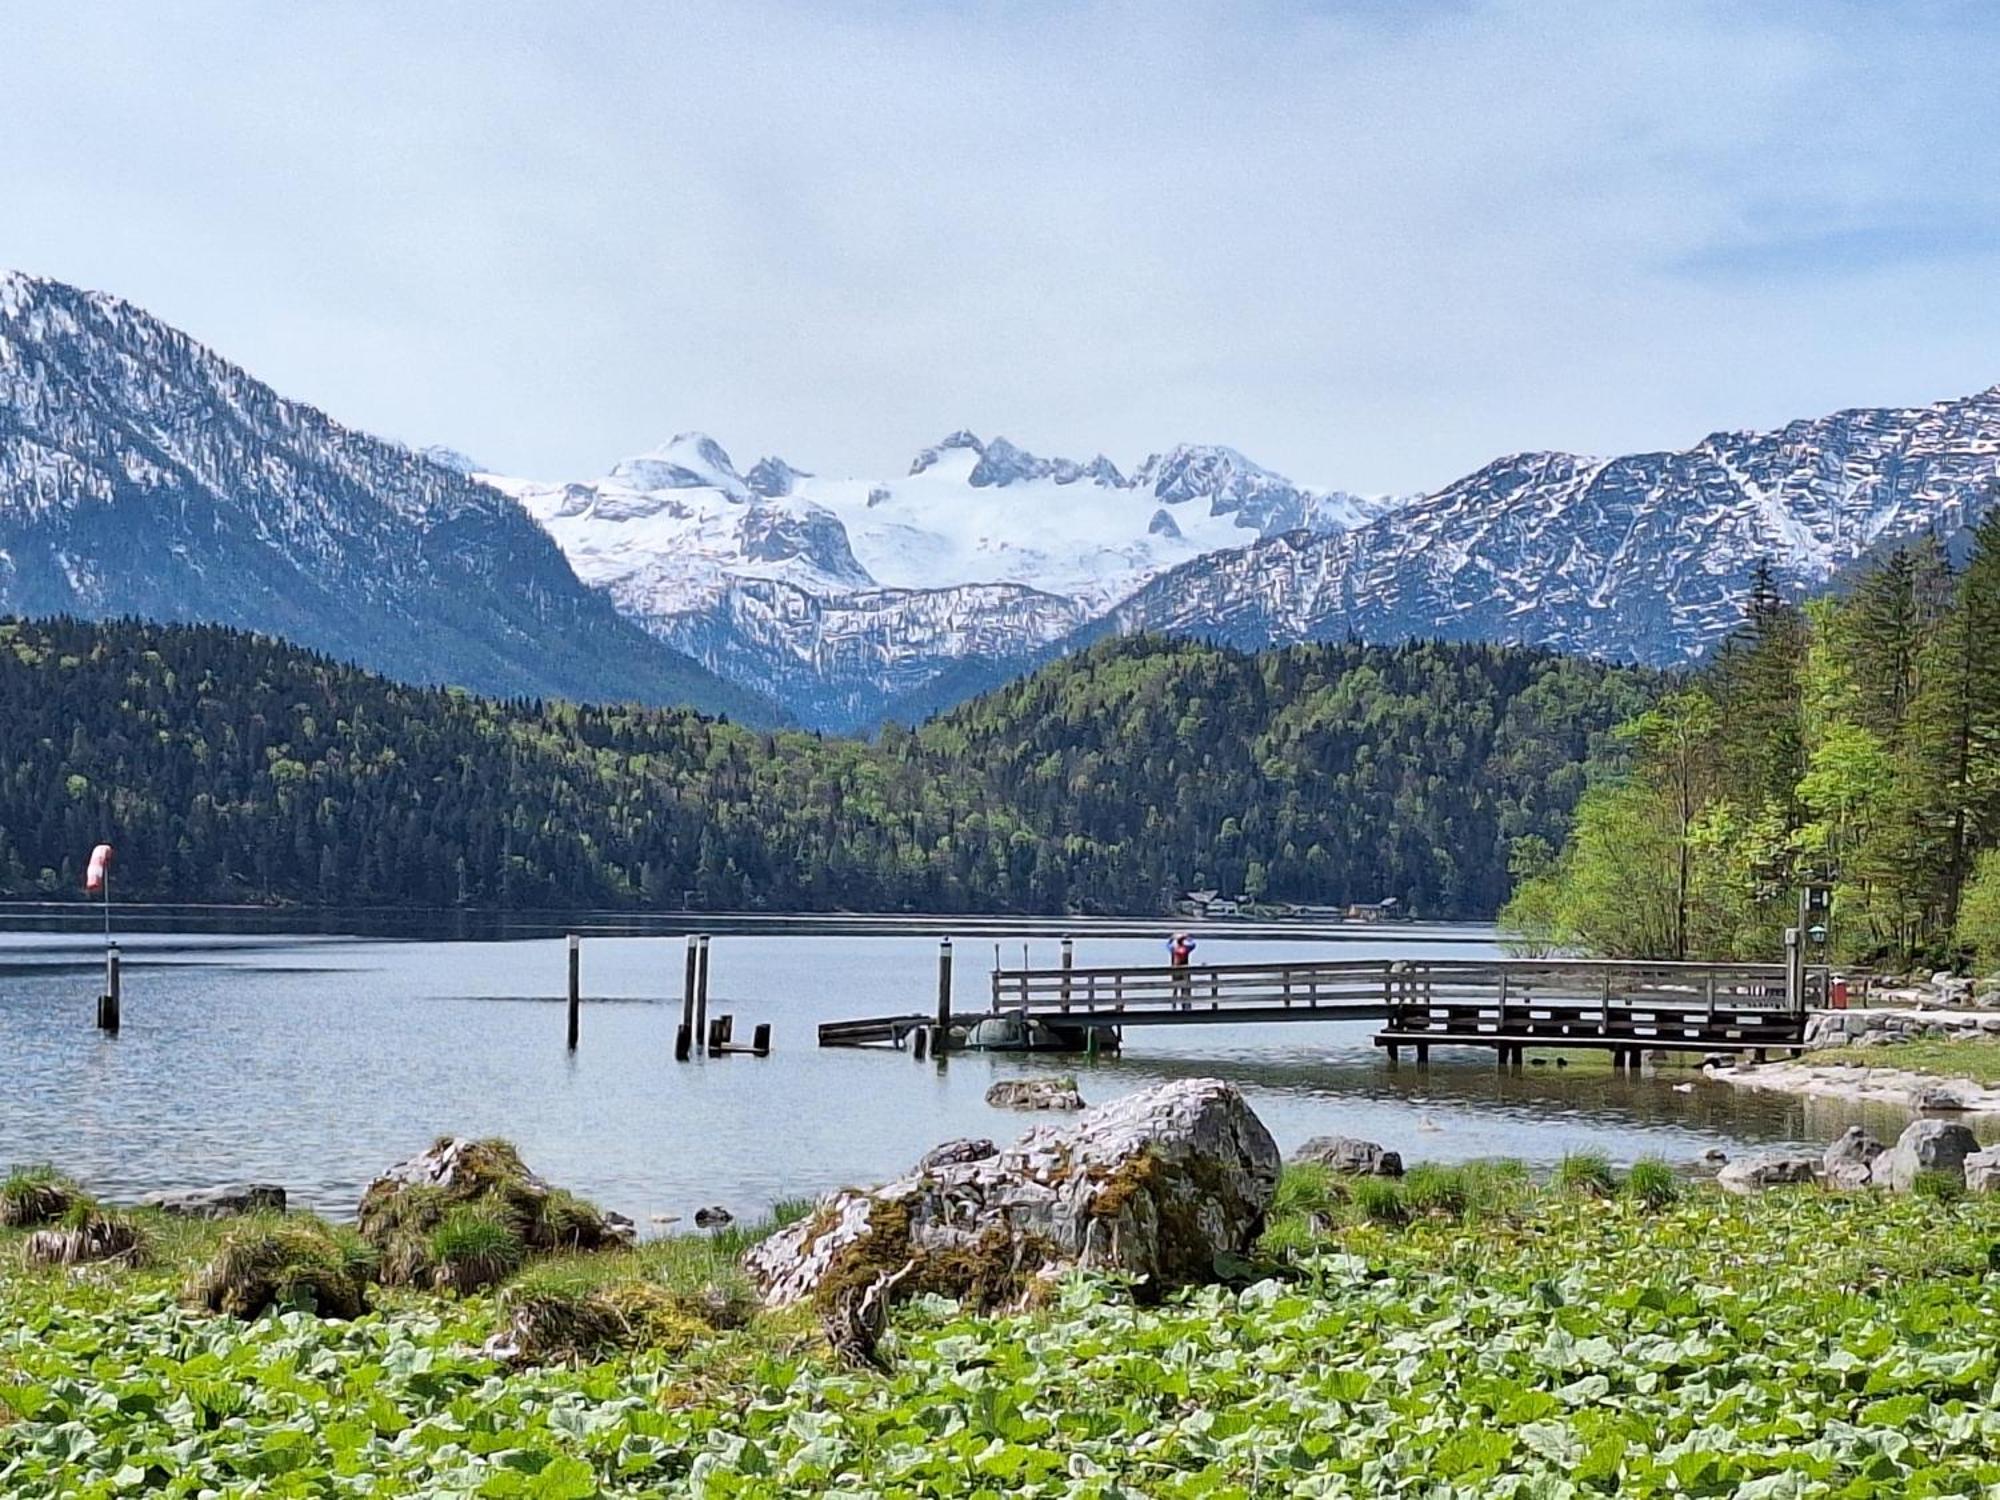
[0,274,771,721]
[488,430,1397,730]
[1101,390,2000,663]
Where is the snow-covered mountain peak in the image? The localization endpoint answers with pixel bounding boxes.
[909,429,986,476]
[745,455,808,497]
[419,445,484,476]
[609,431,748,498]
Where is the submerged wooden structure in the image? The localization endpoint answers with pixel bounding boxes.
[822,952,1815,1064]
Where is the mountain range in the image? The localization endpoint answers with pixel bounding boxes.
[3,269,1997,731]
[0,273,768,722]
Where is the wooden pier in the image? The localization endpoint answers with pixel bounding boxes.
[823,952,1813,1061]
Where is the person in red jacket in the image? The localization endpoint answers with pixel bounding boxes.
[1169,931,1196,1006]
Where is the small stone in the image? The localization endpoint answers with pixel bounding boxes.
[985,1078,1086,1111]
[1823,1125,1884,1170]
[916,1138,998,1173]
[1701,1147,1729,1165]
[1821,1126,1884,1190]
[1913,1083,1971,1112]
[1716,1153,1820,1194]
[1290,1136,1405,1177]
[693,1205,734,1228]
[649,1213,680,1226]
[1965,1146,2000,1194]
[1875,1119,1981,1191]
[137,1184,287,1219]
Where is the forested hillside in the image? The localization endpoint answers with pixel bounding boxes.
[0,620,1648,916]
[1505,510,2000,967]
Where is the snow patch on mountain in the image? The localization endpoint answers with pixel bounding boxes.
[490,427,1401,727]
[1107,387,2000,666]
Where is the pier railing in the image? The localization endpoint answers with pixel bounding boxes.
[991,957,1396,1018]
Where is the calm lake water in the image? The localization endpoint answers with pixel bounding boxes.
[0,912,1937,1227]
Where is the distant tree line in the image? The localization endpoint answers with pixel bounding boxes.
[0,619,1649,918]
[1505,511,2000,969]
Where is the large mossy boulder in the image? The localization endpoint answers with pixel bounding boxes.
[357,1137,630,1292]
[746,1079,1280,1312]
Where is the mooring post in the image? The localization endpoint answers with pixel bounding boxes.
[97,943,121,1033]
[694,935,711,1051]
[566,933,581,1050]
[751,1022,771,1056]
[935,937,954,1057]
[1060,935,1074,1010]
[678,936,698,1060]
[913,1024,929,1061]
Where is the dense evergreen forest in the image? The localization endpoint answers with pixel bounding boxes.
[0,620,1649,917]
[1505,511,2000,968]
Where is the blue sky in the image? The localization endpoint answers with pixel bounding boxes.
[5,1,1998,494]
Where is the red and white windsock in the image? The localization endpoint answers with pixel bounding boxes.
[85,843,113,893]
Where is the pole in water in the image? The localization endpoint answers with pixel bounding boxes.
[935,937,954,1057]
[98,943,121,1033]
[694,935,711,1051]
[566,933,581,1050]
[679,936,698,1060]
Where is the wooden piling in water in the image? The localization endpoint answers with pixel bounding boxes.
[751,1022,771,1056]
[679,937,698,1060]
[1060,935,1074,1008]
[694,935,711,1051]
[913,1024,928,1060]
[566,933,581,1050]
[97,944,121,1033]
[706,1013,733,1054]
[935,937,953,1057]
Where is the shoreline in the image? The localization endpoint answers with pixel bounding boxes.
[1708,1057,2000,1114]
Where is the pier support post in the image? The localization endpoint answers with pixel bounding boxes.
[566,934,580,1051]
[752,1022,771,1056]
[694,935,711,1052]
[97,944,121,1033]
[1060,936,1074,1009]
[935,937,954,1057]
[912,1025,929,1061]
[678,937,698,1060]
[1415,1042,1429,1068]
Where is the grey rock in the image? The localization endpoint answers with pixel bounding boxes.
[1716,1153,1821,1194]
[916,1138,998,1173]
[1874,1119,1982,1191]
[693,1205,734,1228]
[1701,1148,1729,1165]
[1821,1126,1883,1190]
[137,1184,287,1219]
[1965,1146,2000,1194]
[986,1078,1086,1111]
[1290,1135,1405,1177]
[602,1211,638,1244]
[1913,1083,1971,1112]
[746,1079,1281,1308]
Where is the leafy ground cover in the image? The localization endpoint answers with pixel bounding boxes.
[4,1169,1999,1496]
[1814,1036,2000,1084]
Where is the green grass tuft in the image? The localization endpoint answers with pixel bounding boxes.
[1623,1157,1681,1210]
[1351,1177,1409,1226]
[1555,1152,1618,1197]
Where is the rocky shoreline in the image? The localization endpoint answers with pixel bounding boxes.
[1707,1055,2000,1114]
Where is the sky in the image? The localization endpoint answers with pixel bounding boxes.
[5,0,1999,495]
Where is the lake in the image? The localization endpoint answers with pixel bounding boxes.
[0,912,1919,1227]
